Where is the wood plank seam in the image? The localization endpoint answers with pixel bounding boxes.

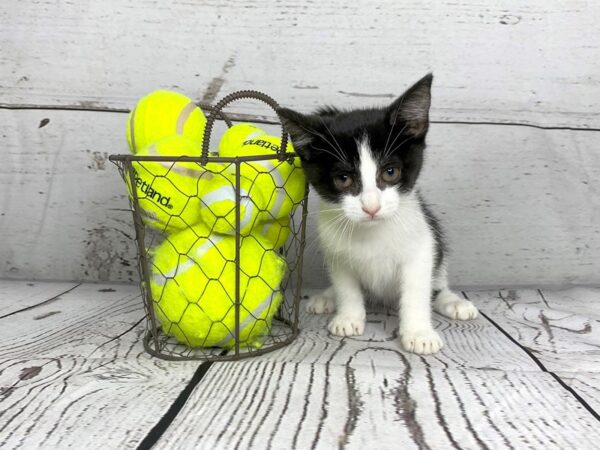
[135,356,224,450]
[0,283,81,320]
[462,291,600,423]
[0,103,274,127]
[3,103,600,132]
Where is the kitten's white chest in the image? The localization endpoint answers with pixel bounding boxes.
[318,214,426,302]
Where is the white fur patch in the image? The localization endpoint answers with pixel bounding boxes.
[358,137,380,216]
[358,137,378,192]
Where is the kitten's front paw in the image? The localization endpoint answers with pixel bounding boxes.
[328,314,365,337]
[434,292,479,320]
[400,328,444,354]
[306,292,336,314]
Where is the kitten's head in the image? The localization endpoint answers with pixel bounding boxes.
[278,74,432,223]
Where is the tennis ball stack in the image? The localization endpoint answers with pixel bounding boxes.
[125,90,305,350]
[218,123,306,249]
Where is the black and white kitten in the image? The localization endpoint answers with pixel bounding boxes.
[278,74,478,354]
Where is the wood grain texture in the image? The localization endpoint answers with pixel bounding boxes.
[2,108,600,286]
[0,108,137,282]
[1,283,599,448]
[154,288,600,449]
[0,282,201,449]
[465,288,600,372]
[156,361,600,449]
[0,280,78,317]
[2,0,600,128]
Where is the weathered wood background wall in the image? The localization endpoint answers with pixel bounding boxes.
[1,0,599,287]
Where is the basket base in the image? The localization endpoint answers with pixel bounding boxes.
[142,318,299,361]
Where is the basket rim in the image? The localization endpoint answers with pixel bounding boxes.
[108,152,299,164]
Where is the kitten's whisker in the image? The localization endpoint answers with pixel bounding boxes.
[317,214,347,236]
[301,120,347,163]
[319,117,346,160]
[324,221,344,273]
[312,145,348,164]
[292,119,348,163]
[385,135,412,157]
[313,135,347,163]
[304,213,346,253]
[295,122,345,160]
[311,127,346,162]
[307,207,344,216]
[322,214,351,272]
[384,122,408,156]
[383,106,403,157]
[320,218,346,233]
[340,218,353,266]
[333,217,351,262]
[320,218,347,238]
[383,122,409,159]
[383,99,408,155]
[318,206,345,213]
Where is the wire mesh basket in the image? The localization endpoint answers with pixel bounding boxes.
[109,91,308,361]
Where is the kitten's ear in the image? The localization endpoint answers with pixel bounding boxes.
[387,73,433,138]
[277,107,316,160]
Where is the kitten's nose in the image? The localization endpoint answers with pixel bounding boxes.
[361,191,381,218]
[361,204,381,218]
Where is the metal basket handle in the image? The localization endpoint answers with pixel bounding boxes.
[201,90,290,163]
[197,104,233,129]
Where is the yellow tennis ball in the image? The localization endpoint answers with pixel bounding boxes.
[218,123,266,155]
[126,90,206,153]
[126,135,208,233]
[150,226,287,348]
[197,165,265,236]
[259,217,292,250]
[227,134,306,222]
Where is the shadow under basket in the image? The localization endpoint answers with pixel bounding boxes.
[109,91,309,361]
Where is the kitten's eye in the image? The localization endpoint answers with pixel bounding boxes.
[334,174,353,190]
[382,167,401,183]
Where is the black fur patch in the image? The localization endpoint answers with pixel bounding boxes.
[419,193,447,272]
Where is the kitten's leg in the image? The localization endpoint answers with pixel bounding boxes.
[399,243,444,354]
[306,286,336,314]
[327,268,366,336]
[432,262,478,320]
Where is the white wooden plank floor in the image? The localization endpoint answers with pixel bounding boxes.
[0,281,599,449]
